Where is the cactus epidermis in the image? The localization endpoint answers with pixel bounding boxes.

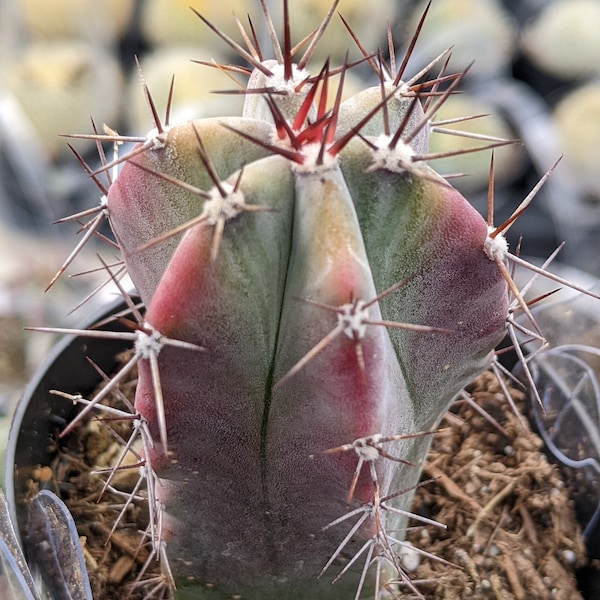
[50,3,523,599]
[105,40,510,598]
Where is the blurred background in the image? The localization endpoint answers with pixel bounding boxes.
[0,0,599,440]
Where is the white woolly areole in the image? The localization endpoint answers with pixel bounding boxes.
[337,300,369,340]
[394,81,411,97]
[202,182,245,225]
[145,126,171,150]
[484,225,509,261]
[369,133,416,173]
[265,62,310,94]
[291,141,338,174]
[353,435,384,462]
[382,73,411,98]
[135,325,165,359]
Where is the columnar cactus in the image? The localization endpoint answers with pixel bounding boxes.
[31,1,598,599]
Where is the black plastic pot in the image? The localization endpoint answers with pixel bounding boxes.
[4,300,132,539]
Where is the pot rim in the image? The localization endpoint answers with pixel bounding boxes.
[4,298,132,536]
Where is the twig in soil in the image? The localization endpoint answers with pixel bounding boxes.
[422,462,482,513]
[516,501,539,546]
[466,480,516,538]
[501,551,526,600]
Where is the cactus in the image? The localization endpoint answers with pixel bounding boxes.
[25,1,600,599]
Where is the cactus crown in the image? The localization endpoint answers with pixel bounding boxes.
[25,1,600,599]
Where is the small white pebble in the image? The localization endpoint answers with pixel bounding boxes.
[562,549,577,564]
[503,445,514,456]
[398,542,421,572]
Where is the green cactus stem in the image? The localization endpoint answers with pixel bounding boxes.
[106,36,510,596]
